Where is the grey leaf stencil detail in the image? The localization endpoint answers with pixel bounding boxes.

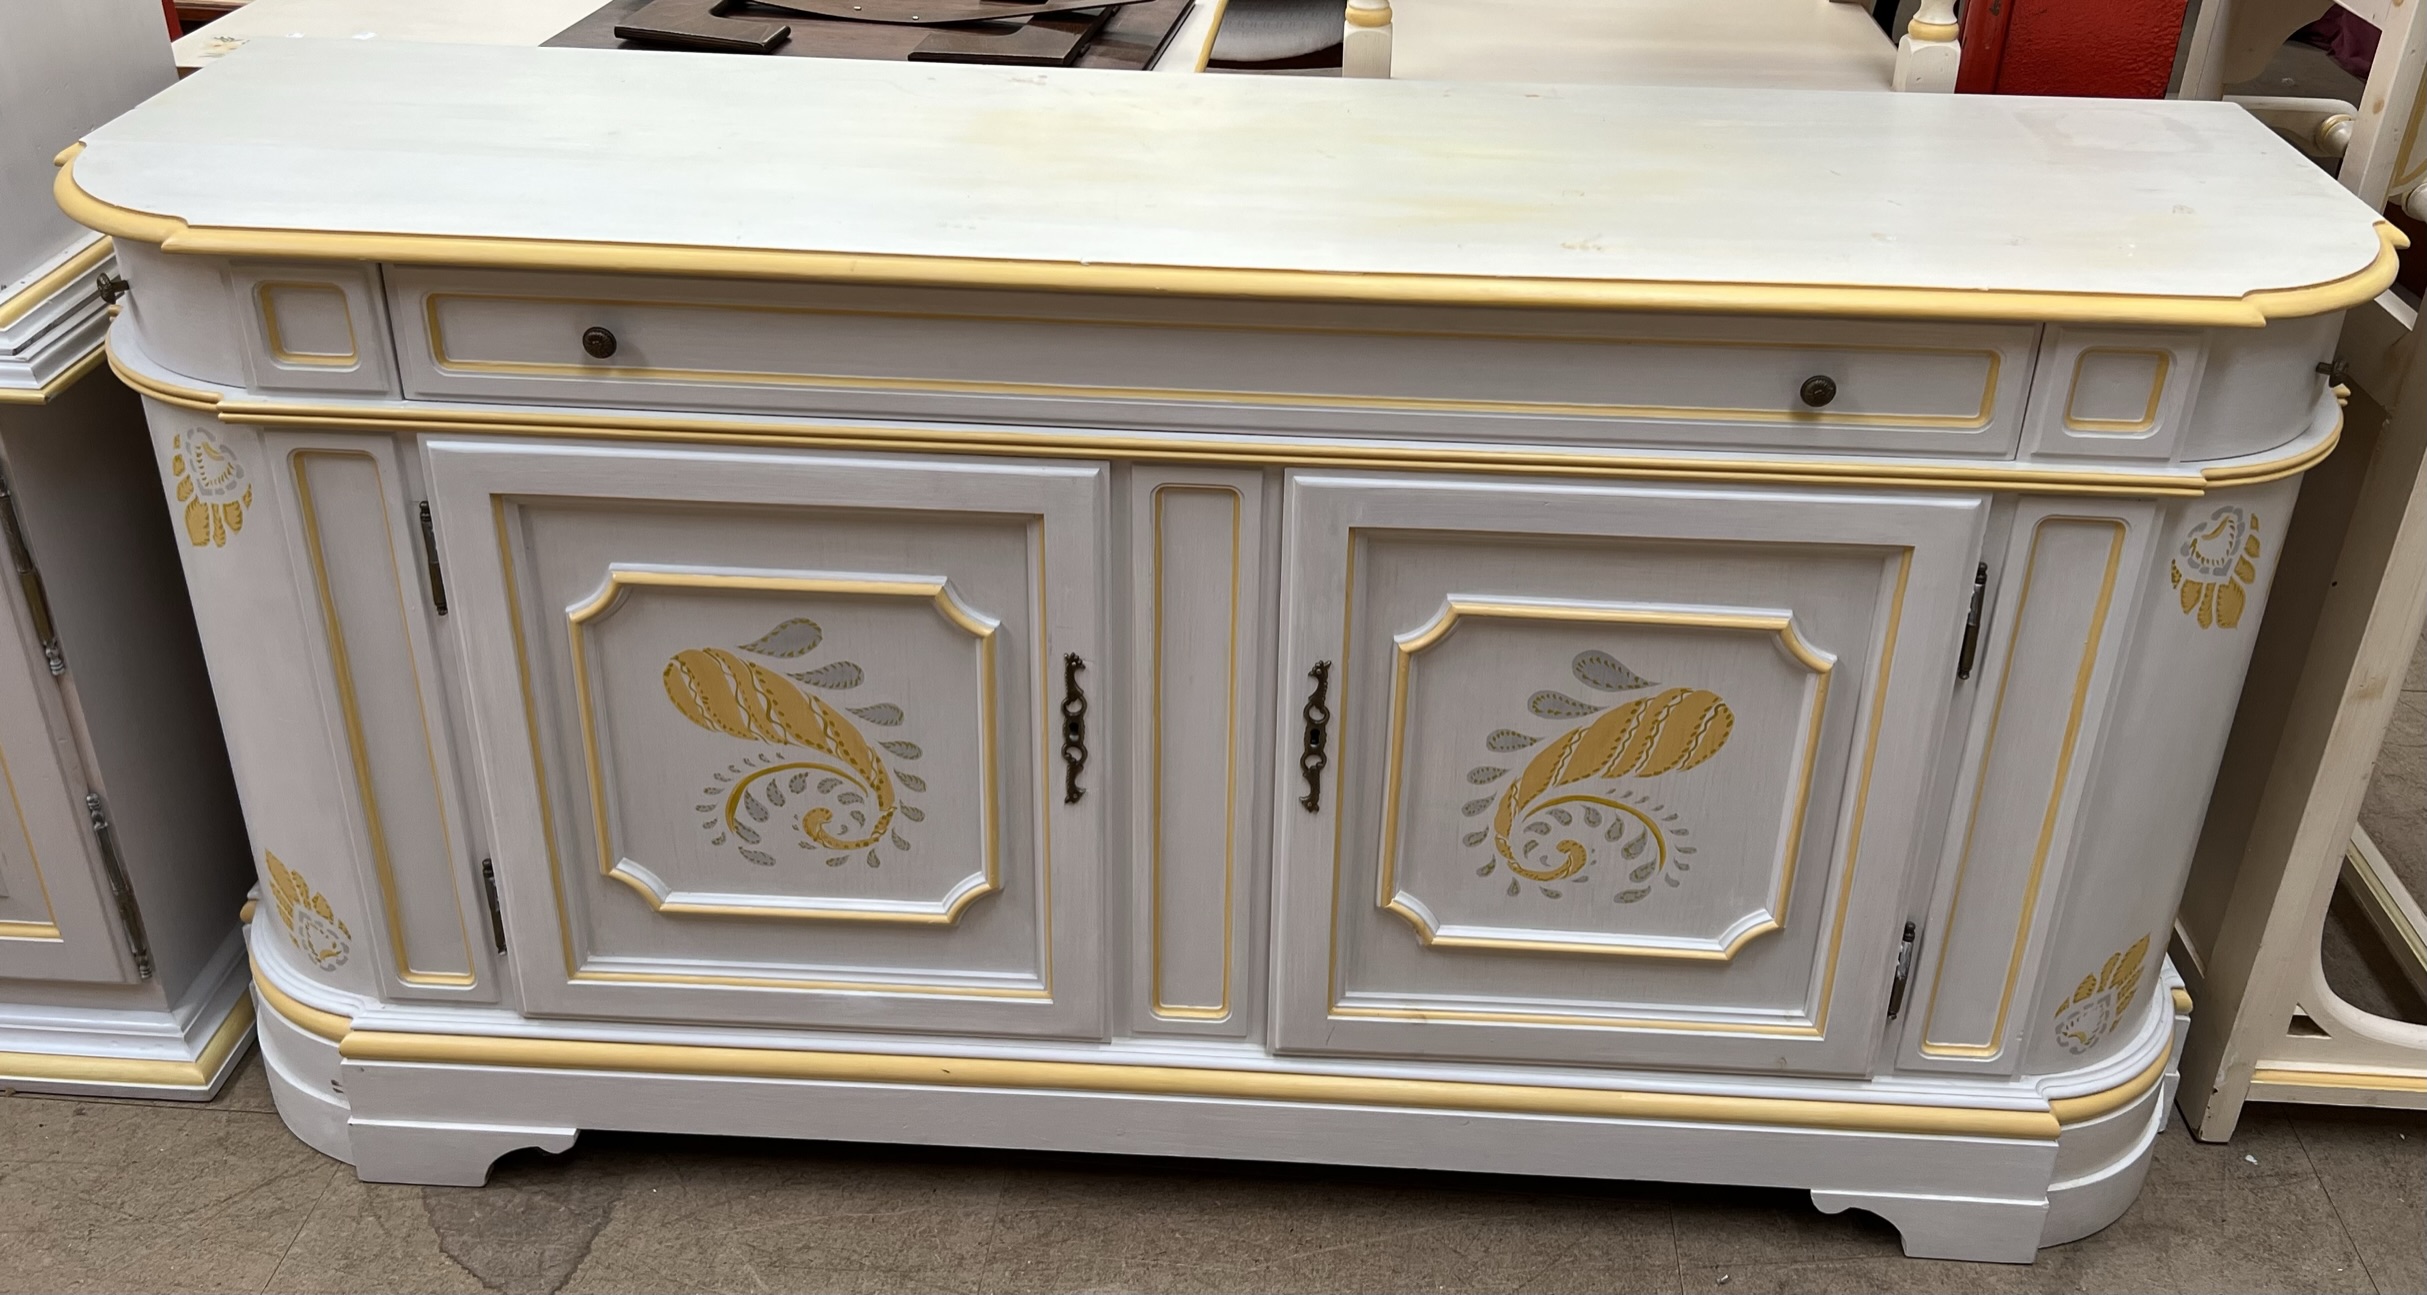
[1529,690,1600,719]
[1572,649,1653,692]
[740,618,823,658]
[791,661,863,689]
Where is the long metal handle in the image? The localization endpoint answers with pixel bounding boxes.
[1298,660,1333,813]
[87,794,153,979]
[1060,653,1089,805]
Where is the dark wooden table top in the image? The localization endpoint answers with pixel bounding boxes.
[545,0,1196,69]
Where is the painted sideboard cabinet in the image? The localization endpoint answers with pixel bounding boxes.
[0,0,257,1097]
[61,41,2401,1260]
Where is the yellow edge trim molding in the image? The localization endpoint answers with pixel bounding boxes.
[0,343,108,406]
[2045,1047,2169,1125]
[249,955,353,1042]
[339,1027,2062,1139]
[0,235,112,330]
[0,994,254,1090]
[102,343,2342,501]
[2250,1065,2427,1094]
[55,147,2406,328]
[251,964,2157,1139]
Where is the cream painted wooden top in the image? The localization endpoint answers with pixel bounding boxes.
[66,39,2396,317]
[1390,0,1894,91]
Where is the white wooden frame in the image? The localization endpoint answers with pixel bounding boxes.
[2170,1,2427,1137]
[2173,323,2424,1133]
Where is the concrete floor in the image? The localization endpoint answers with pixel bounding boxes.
[0,1055,2417,1295]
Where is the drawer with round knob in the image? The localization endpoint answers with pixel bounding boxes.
[389,267,2040,458]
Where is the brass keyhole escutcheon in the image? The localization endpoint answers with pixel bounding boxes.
[582,326,618,359]
[1799,374,1838,408]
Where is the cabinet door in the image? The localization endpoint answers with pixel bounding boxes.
[426,438,1107,1037]
[0,467,131,984]
[1273,474,1985,1075]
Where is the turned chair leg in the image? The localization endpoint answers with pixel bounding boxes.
[1342,0,1392,77]
[1894,0,1961,91]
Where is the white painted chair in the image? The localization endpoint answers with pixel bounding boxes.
[1339,0,1960,92]
[2170,1,2426,1137]
[2180,0,2427,220]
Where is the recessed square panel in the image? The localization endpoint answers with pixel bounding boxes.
[573,570,1000,925]
[258,282,358,366]
[2063,349,2167,434]
[1381,601,1830,959]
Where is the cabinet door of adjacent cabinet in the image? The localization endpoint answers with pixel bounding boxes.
[426,438,1108,1037]
[0,541,132,983]
[1272,474,1986,1075]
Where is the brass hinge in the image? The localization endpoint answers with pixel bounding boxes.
[85,792,153,980]
[479,857,506,955]
[0,460,65,676]
[1954,562,1988,681]
[417,500,449,616]
[1886,920,1919,1020]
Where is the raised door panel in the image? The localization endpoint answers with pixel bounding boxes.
[276,433,495,1000]
[1124,467,1274,1037]
[1901,501,2153,1073]
[1272,474,1985,1075]
[426,439,1107,1037]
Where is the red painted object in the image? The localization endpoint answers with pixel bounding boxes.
[1957,0,2191,97]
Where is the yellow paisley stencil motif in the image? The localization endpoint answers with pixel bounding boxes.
[2053,934,2150,1054]
[2169,506,2260,630]
[664,617,926,870]
[1464,650,1732,904]
[169,428,251,548]
[263,851,352,971]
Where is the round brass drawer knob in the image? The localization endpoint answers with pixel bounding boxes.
[582,326,618,359]
[1799,375,1838,408]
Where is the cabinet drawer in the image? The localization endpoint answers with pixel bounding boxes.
[391,269,2037,457]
